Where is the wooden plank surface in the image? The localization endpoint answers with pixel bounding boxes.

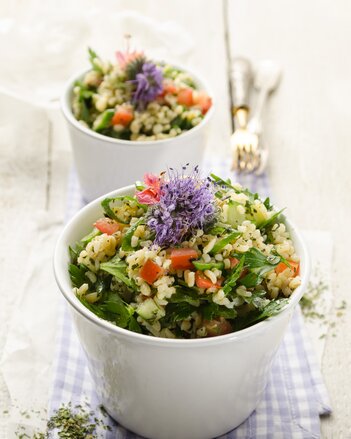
[227,1,351,436]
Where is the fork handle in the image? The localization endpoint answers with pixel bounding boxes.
[230,57,252,113]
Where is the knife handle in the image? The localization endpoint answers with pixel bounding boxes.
[230,57,252,114]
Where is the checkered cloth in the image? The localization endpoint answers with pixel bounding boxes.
[49,159,331,438]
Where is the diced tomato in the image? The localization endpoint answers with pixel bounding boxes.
[140,259,164,285]
[195,271,222,290]
[193,91,212,114]
[111,107,134,126]
[203,317,232,337]
[163,82,178,95]
[177,88,194,106]
[170,248,199,270]
[94,218,124,235]
[229,257,240,268]
[275,261,300,276]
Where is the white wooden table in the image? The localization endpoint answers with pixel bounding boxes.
[1,1,351,437]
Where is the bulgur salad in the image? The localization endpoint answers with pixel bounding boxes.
[68,167,301,338]
[72,48,212,141]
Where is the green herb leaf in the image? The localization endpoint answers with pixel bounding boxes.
[100,255,137,290]
[101,296,134,328]
[207,222,233,236]
[93,109,115,132]
[121,218,145,251]
[80,227,101,245]
[169,287,201,307]
[101,197,119,221]
[128,316,142,333]
[201,303,237,320]
[259,208,285,229]
[252,298,289,322]
[163,302,196,324]
[209,173,259,202]
[263,197,273,210]
[240,247,281,288]
[210,231,241,255]
[101,196,147,222]
[88,47,103,73]
[222,256,245,295]
[69,264,87,288]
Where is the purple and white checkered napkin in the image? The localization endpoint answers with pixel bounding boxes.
[49,158,331,438]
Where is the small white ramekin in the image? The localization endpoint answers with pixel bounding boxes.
[61,66,214,202]
[54,185,310,439]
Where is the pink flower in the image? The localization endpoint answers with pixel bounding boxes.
[116,50,144,69]
[136,173,161,205]
[144,173,160,189]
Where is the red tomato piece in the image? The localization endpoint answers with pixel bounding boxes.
[195,271,222,290]
[275,261,300,276]
[203,317,232,337]
[193,91,212,114]
[140,259,164,285]
[170,248,199,270]
[94,218,124,235]
[163,82,178,95]
[112,107,134,126]
[229,257,240,268]
[177,88,194,106]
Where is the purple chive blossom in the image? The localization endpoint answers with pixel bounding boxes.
[131,62,163,109]
[147,166,217,248]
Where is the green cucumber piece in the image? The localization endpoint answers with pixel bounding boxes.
[136,298,165,321]
[193,260,224,271]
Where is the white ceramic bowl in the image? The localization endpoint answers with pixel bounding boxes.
[54,186,310,439]
[61,65,214,202]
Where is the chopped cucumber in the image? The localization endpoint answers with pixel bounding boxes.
[136,298,165,321]
[227,200,246,227]
[247,201,269,227]
[193,260,224,271]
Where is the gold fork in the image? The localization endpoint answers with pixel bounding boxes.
[230,58,259,173]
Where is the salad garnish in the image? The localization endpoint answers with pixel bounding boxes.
[68,168,301,338]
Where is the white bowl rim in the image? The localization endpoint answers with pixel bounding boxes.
[54,185,310,348]
[61,62,215,148]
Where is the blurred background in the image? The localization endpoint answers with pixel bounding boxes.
[0,0,350,437]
